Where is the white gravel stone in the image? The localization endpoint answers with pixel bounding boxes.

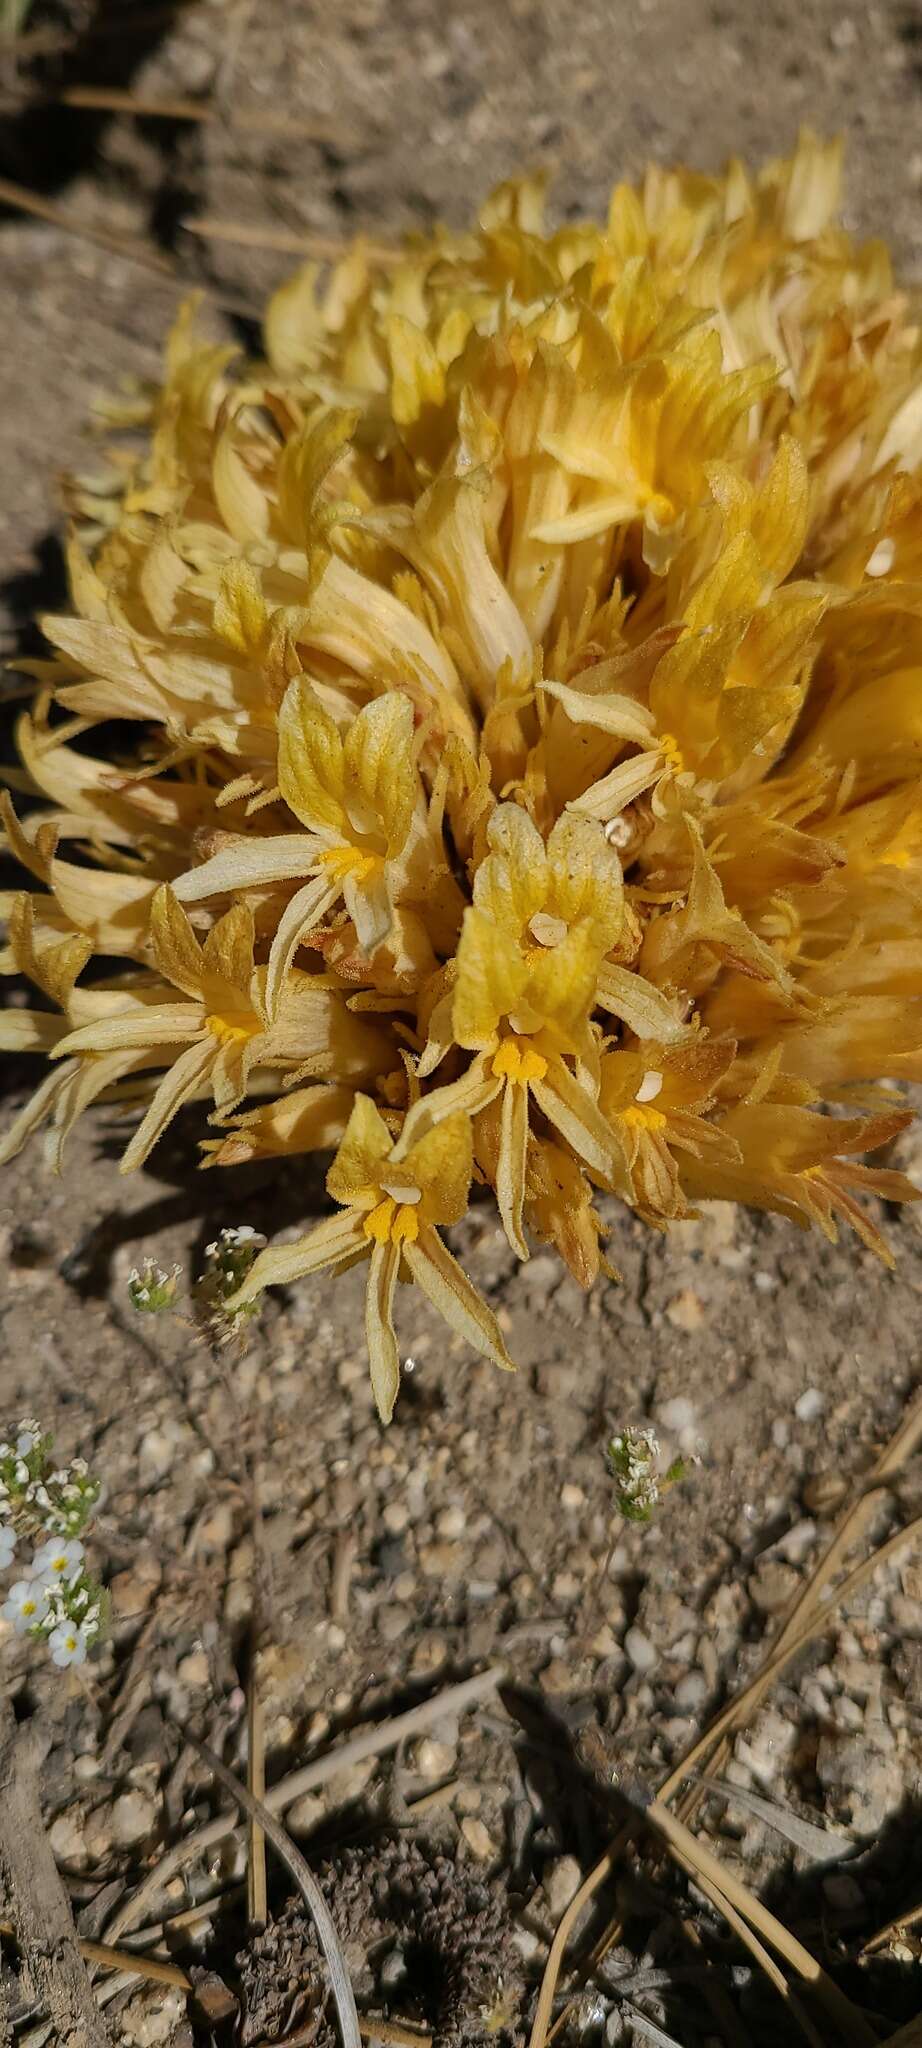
[414,1737,456,1780]
[111,1788,158,1849]
[460,1816,495,1859]
[624,1625,658,1673]
[674,1669,708,1713]
[49,1810,88,1865]
[795,1387,825,1422]
[657,1396,696,1432]
[436,1504,467,1539]
[543,1854,583,1920]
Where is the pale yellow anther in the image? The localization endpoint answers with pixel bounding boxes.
[622,1103,667,1133]
[491,1040,548,1086]
[205,1014,252,1048]
[319,845,381,883]
[362,1194,420,1245]
[658,732,685,774]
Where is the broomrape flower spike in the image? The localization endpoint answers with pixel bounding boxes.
[2,134,922,1416]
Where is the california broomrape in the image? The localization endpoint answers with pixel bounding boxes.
[2,132,922,1419]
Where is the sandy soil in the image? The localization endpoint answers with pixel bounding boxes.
[1,4,921,2044]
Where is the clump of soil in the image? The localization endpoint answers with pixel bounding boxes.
[236,1839,523,2046]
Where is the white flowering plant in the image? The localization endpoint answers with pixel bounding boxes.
[606,1426,689,1525]
[128,1226,267,1347]
[0,1420,106,1667]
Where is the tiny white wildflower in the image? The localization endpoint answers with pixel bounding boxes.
[33,1537,85,1582]
[48,1621,90,1668]
[2,1579,50,1631]
[0,1524,16,1569]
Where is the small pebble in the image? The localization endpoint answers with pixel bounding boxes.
[49,1810,88,1865]
[804,1470,848,1514]
[560,1483,585,1510]
[674,1669,708,1713]
[775,1519,818,1565]
[657,1396,695,1432]
[795,1387,825,1422]
[460,1817,495,1859]
[414,1737,455,1780]
[436,1504,466,1540]
[624,1626,658,1674]
[112,1788,158,1849]
[665,1288,704,1330]
[543,1854,583,1921]
[749,1558,800,1615]
[377,1604,412,1642]
[287,1791,324,1832]
[176,1649,209,1689]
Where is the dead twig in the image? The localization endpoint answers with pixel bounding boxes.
[182,213,401,264]
[105,1663,506,1946]
[528,1386,922,2048]
[247,1686,268,1930]
[687,1774,856,1862]
[641,1796,875,2046]
[0,1699,110,2048]
[676,1380,922,1827]
[58,85,340,141]
[191,1735,361,2048]
[0,175,256,319]
[861,1896,922,1957]
[330,1527,358,1623]
[0,173,174,276]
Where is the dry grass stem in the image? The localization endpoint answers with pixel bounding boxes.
[191,1736,361,2048]
[247,1686,268,1930]
[105,1664,505,1945]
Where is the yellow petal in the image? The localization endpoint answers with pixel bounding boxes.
[326,1093,394,1206]
[202,900,255,990]
[149,885,207,1000]
[365,1238,401,1422]
[400,1111,474,1227]
[453,906,528,1049]
[265,871,342,1019]
[225,1209,366,1301]
[496,1076,529,1259]
[532,1061,621,1179]
[214,560,269,655]
[120,1038,216,1172]
[0,1064,74,1168]
[343,691,417,858]
[404,1226,515,1373]
[173,835,324,903]
[277,678,348,839]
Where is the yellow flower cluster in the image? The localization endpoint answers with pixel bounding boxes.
[3,133,922,1418]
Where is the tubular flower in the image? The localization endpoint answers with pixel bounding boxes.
[227,1095,512,1420]
[2,132,922,1416]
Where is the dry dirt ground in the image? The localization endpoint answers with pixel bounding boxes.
[1,4,922,2046]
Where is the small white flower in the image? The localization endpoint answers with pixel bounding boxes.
[2,1579,50,1632]
[48,1621,89,1668]
[33,1537,85,1582]
[0,1524,16,1569]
